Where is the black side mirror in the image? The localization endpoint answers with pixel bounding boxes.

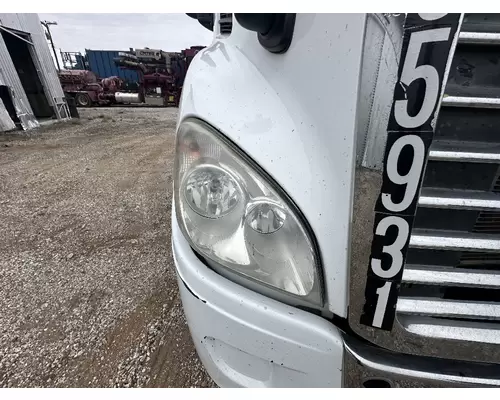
[186,13,296,54]
[235,14,296,54]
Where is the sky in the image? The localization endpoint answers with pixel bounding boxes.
[38,13,213,55]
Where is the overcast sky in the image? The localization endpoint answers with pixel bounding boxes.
[38,13,213,54]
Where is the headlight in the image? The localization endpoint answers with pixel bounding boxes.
[174,119,322,306]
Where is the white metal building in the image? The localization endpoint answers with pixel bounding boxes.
[0,13,69,132]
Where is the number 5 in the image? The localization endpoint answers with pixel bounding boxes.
[394,28,451,128]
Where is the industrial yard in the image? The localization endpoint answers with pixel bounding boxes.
[0,107,215,388]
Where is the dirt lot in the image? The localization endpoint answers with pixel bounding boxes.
[0,107,215,387]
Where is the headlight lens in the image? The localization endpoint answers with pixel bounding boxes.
[184,165,241,219]
[174,119,322,304]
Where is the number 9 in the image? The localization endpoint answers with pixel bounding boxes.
[382,135,425,213]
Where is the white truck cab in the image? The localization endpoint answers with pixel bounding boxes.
[171,13,500,387]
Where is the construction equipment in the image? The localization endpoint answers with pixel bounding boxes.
[113,46,204,107]
[58,46,204,107]
[58,69,129,107]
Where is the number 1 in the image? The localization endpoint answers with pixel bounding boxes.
[373,281,392,328]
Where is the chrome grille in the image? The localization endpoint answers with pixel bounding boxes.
[397,15,500,346]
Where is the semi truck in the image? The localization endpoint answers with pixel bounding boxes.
[58,69,125,107]
[172,13,500,387]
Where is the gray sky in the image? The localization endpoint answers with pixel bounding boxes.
[39,13,213,54]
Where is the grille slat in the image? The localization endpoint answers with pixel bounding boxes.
[418,188,500,211]
[442,96,500,108]
[410,231,500,252]
[428,140,500,163]
[397,298,500,320]
[399,316,500,345]
[403,265,500,288]
[459,31,500,45]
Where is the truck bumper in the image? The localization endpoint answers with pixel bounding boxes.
[172,216,500,388]
[172,216,344,388]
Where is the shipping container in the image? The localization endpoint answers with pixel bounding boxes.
[86,49,139,84]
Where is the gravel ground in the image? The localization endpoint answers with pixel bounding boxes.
[0,107,215,388]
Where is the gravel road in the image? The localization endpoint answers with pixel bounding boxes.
[0,107,215,387]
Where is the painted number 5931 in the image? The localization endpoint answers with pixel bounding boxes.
[360,13,462,331]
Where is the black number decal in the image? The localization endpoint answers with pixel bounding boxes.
[370,215,410,279]
[360,13,462,330]
[393,28,451,129]
[361,277,400,330]
[380,134,428,213]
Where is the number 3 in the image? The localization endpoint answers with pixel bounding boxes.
[394,28,451,128]
[371,216,410,279]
